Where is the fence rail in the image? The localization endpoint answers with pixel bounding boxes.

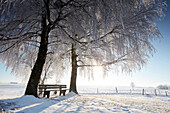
[78,86,170,96]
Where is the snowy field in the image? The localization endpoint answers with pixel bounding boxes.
[0,83,170,113]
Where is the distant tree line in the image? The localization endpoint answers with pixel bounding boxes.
[157,85,170,90]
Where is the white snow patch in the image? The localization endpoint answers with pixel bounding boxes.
[0,84,170,113]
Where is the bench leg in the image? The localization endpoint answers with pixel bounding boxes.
[60,90,66,96]
[44,91,50,98]
[59,91,61,96]
[47,91,50,98]
[43,92,45,97]
[63,90,66,96]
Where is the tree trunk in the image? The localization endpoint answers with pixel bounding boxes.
[25,9,50,97]
[69,44,78,94]
[24,36,48,97]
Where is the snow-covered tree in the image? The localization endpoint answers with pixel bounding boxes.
[0,0,91,97]
[66,0,166,94]
[0,0,166,96]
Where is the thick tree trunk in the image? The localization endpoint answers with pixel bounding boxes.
[25,9,50,97]
[69,44,78,94]
[24,39,48,97]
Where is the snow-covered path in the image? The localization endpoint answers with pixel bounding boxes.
[82,94,170,113]
[55,94,145,113]
[1,93,170,113]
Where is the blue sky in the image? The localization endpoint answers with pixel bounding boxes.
[0,2,170,87]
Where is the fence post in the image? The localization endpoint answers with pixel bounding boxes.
[115,87,118,93]
[154,89,157,96]
[142,89,144,95]
[165,91,168,96]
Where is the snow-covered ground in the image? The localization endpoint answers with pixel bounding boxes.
[0,83,170,113]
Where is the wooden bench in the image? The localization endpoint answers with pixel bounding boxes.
[38,84,68,98]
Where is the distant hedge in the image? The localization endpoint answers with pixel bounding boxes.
[157,85,170,90]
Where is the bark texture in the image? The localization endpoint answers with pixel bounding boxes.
[69,44,78,94]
